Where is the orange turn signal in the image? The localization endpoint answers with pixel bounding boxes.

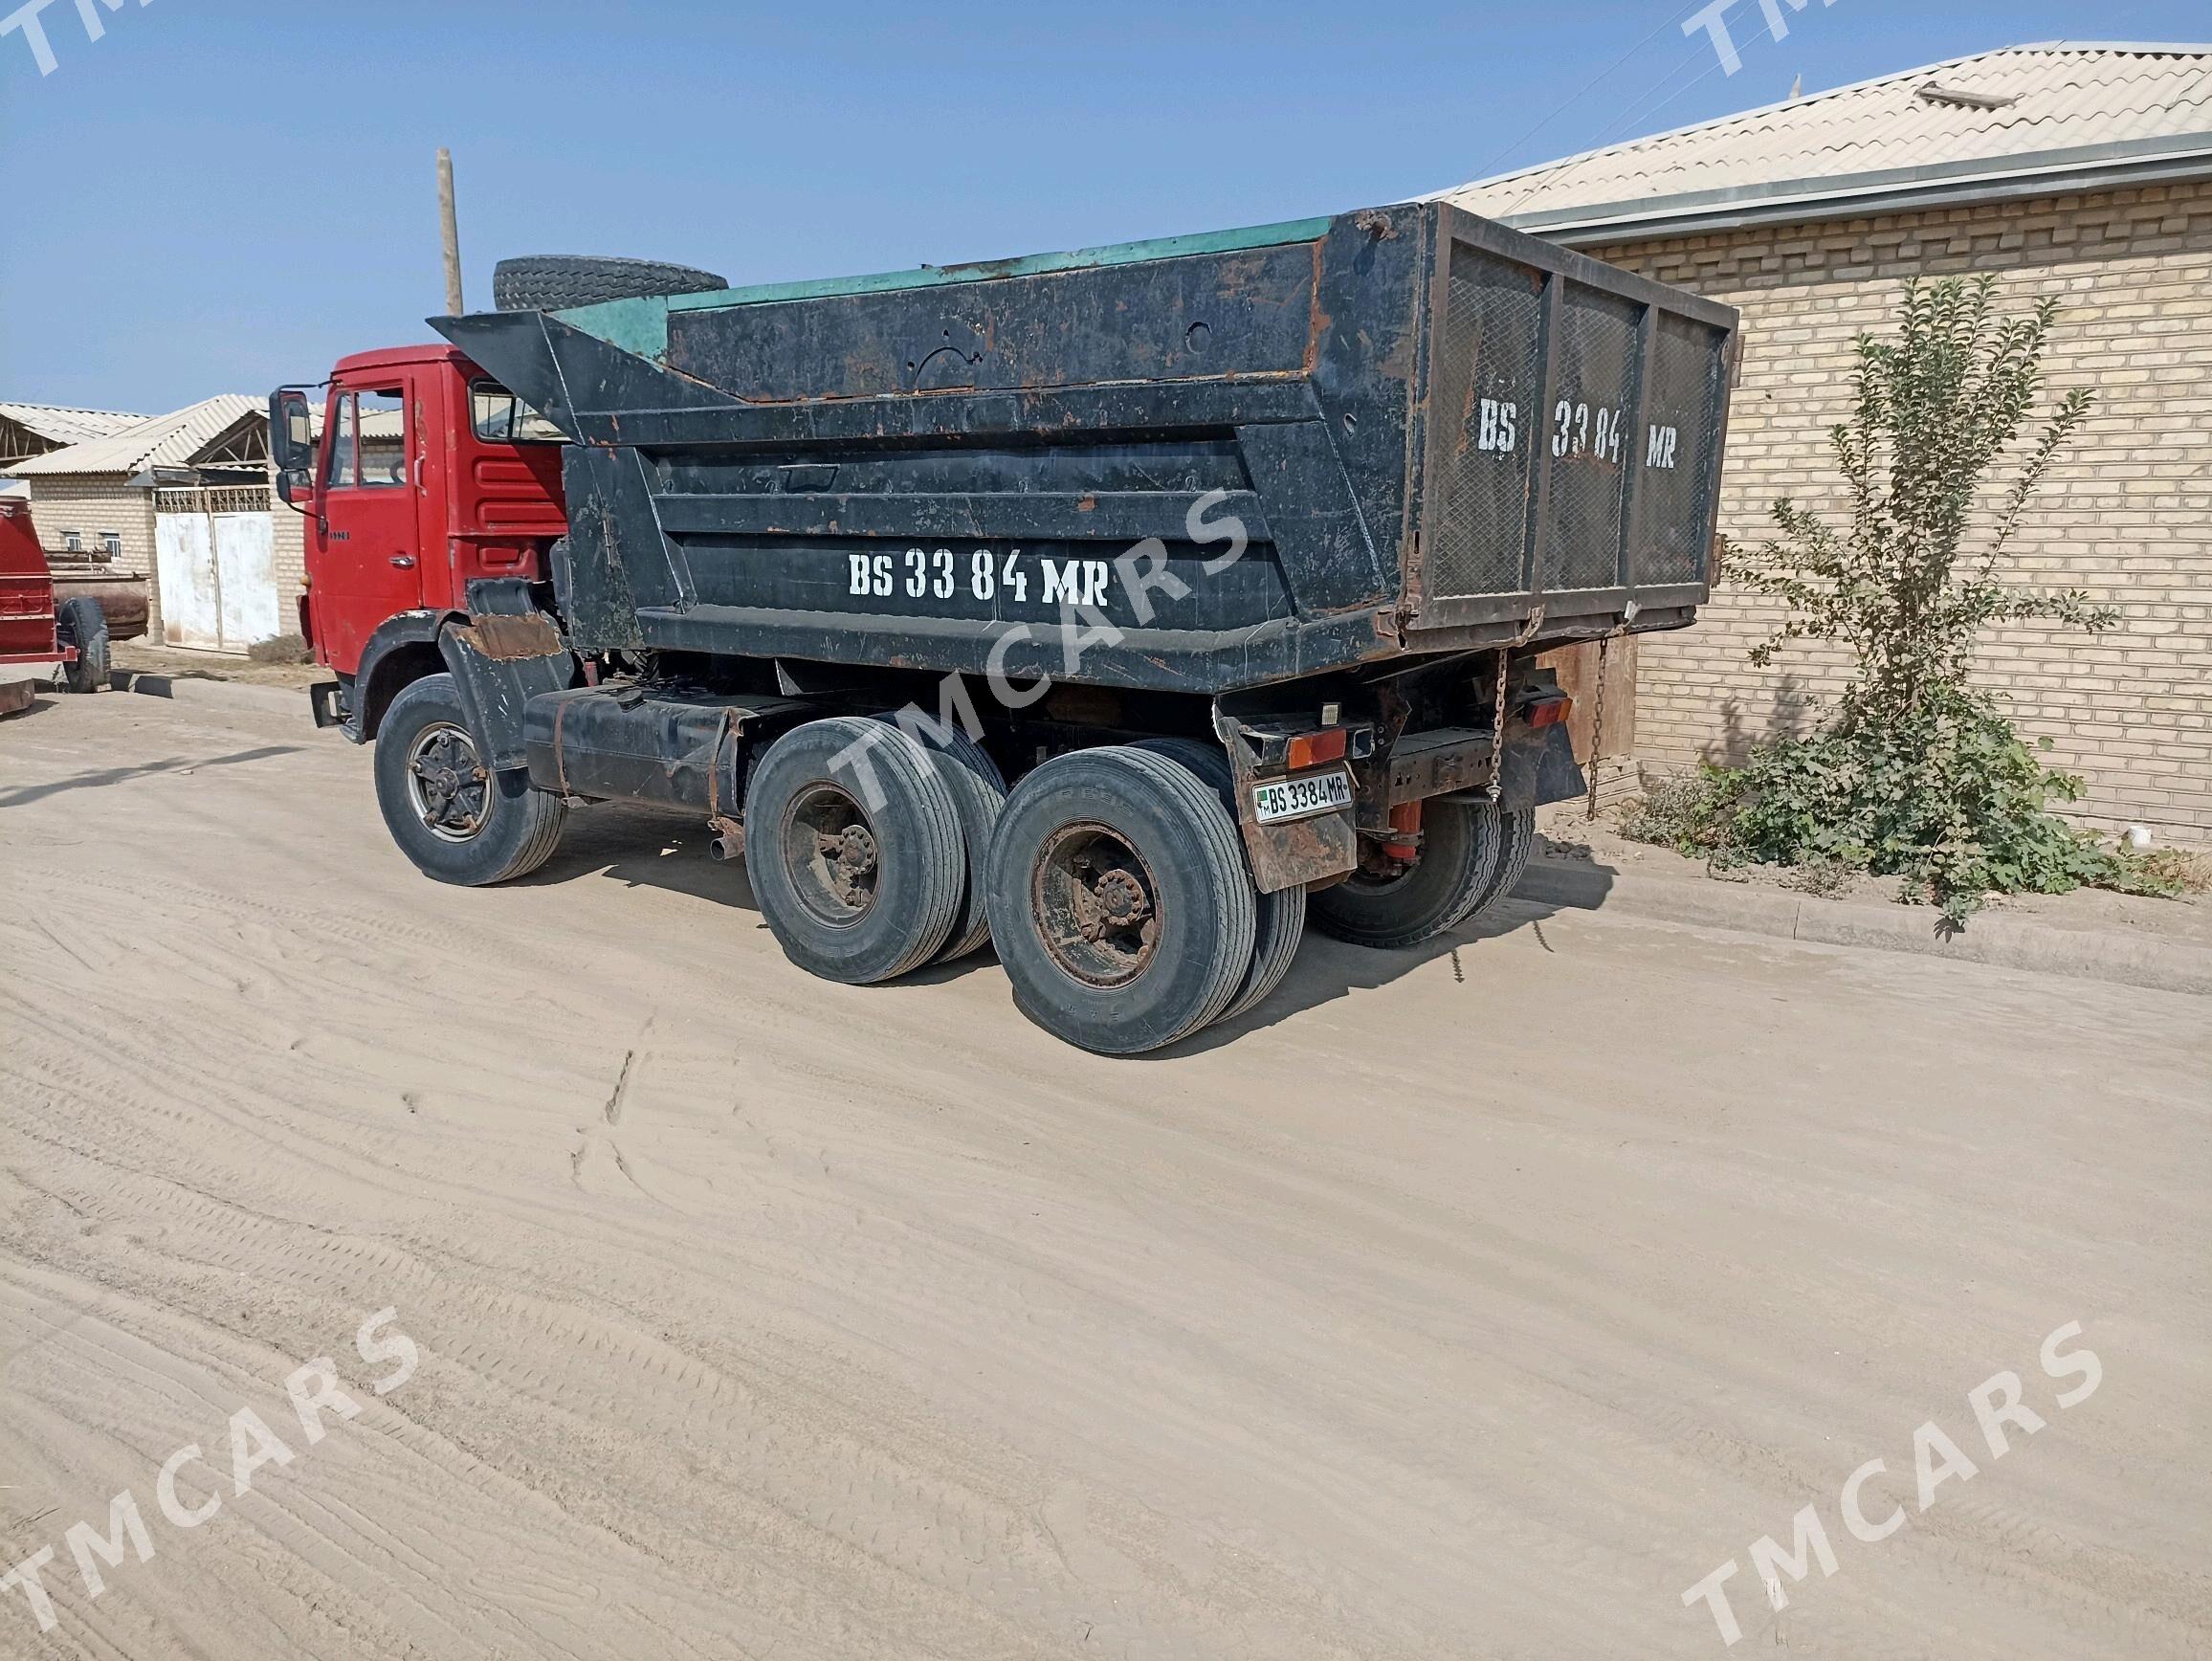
[1285,727,1350,769]
[1525,696,1574,730]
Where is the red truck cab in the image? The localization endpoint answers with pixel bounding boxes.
[273,345,565,706]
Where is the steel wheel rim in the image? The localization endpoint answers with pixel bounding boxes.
[406,720,491,842]
[784,782,880,928]
[1032,822,1162,988]
[1343,850,1424,895]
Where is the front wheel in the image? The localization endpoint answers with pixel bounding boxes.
[373,674,566,885]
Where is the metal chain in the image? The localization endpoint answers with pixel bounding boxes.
[1582,621,1633,820]
[1487,606,1545,804]
[1584,631,1611,821]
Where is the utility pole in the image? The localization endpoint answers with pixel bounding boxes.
[437,148,465,315]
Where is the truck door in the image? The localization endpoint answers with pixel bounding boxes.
[314,384,425,670]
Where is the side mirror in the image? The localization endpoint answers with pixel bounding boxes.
[270,388,316,504]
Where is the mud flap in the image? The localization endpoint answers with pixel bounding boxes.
[1493,721,1585,811]
[1212,715,1360,895]
[439,582,578,774]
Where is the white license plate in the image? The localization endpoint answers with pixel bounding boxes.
[1251,768,1354,824]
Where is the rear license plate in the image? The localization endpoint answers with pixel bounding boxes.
[1251,768,1354,824]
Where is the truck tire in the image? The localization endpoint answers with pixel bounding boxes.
[1309,798,1500,950]
[1456,803,1537,923]
[986,746,1256,1055]
[492,255,728,313]
[745,718,964,985]
[373,674,567,886]
[55,597,108,694]
[1134,738,1305,1023]
[880,718,1006,963]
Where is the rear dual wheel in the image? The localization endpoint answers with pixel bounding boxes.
[745,718,968,985]
[986,746,1259,1055]
[752,728,1280,1054]
[1133,739,1306,1025]
[1308,800,1534,949]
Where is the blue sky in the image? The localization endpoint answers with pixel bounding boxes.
[3,0,2204,412]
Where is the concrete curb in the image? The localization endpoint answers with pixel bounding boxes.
[1515,862,2212,997]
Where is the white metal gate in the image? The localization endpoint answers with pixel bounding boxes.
[154,486,278,653]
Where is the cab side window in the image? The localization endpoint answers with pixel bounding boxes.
[359,389,409,487]
[471,381,562,443]
[323,388,408,490]
[324,393,359,489]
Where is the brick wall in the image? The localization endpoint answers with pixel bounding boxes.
[1589,179,2212,845]
[268,461,307,635]
[22,476,162,639]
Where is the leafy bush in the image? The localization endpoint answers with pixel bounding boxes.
[1614,766,1743,858]
[1718,698,2114,920]
[1629,276,2166,923]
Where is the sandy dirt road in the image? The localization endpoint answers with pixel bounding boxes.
[2,686,2206,1660]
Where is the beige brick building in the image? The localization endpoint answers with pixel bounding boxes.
[6,395,306,653]
[1449,43,2212,845]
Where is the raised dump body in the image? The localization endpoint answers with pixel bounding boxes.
[437,201,1736,693]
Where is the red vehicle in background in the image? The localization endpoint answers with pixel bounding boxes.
[0,492,109,716]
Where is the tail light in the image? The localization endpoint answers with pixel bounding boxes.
[1286,727,1349,770]
[1523,695,1573,730]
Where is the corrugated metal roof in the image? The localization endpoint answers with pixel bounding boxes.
[9,395,262,477]
[0,402,147,447]
[1443,43,2212,233]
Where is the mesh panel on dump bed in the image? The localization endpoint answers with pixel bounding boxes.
[1633,310,1729,587]
[1424,247,1542,601]
[1537,284,1639,592]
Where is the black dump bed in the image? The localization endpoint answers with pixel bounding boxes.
[438,201,1736,695]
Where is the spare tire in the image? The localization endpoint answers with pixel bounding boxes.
[492,255,728,313]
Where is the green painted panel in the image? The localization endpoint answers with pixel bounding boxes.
[550,295,672,361]
[553,213,1339,362]
[668,215,1337,315]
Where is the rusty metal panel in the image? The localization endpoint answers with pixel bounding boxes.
[454,610,564,662]
[1633,311,1733,587]
[1379,726,1495,806]
[438,200,1735,694]
[1537,283,1640,592]
[1419,247,1544,604]
[1537,637,1637,764]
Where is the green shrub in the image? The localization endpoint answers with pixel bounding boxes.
[1718,697,2117,921]
[1614,766,1744,857]
[1651,275,2155,923]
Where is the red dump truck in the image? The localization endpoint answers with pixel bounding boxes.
[275,207,1737,1052]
